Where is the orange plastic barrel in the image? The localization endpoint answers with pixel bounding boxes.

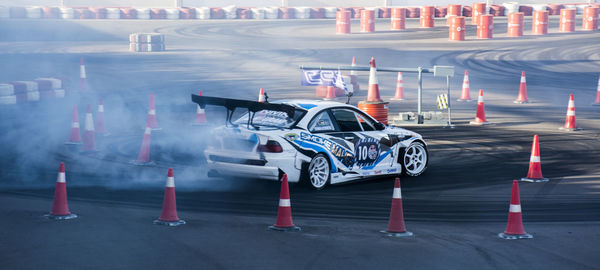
[150,8,166,19]
[360,9,375,32]
[379,8,391,18]
[447,4,462,26]
[179,7,196,19]
[89,7,107,19]
[583,6,599,31]
[75,8,94,19]
[336,11,351,34]
[352,7,364,18]
[42,7,59,19]
[449,16,465,41]
[358,102,389,125]
[507,12,524,37]
[420,6,435,28]
[210,8,225,19]
[560,8,576,32]
[391,7,406,30]
[472,2,486,25]
[120,8,137,19]
[435,6,447,18]
[532,10,548,35]
[477,14,493,39]
[311,8,325,19]
[406,7,420,18]
[279,7,294,19]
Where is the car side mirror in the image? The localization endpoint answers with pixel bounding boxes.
[374,122,385,130]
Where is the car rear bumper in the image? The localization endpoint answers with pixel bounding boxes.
[208,161,281,180]
[205,149,301,182]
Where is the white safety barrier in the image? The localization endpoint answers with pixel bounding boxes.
[0,78,65,104]
[0,83,15,96]
[574,4,587,15]
[251,8,266,19]
[165,8,179,19]
[530,4,548,11]
[13,4,596,21]
[264,7,279,19]
[36,78,62,89]
[136,8,150,19]
[130,33,165,52]
[14,81,38,91]
[324,7,337,18]
[0,6,9,18]
[11,81,40,102]
[295,7,311,19]
[503,2,520,15]
[223,5,237,19]
[26,7,42,18]
[59,7,73,19]
[195,7,210,19]
[35,78,65,99]
[0,95,17,104]
[106,8,120,19]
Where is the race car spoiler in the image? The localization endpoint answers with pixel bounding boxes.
[191,94,298,126]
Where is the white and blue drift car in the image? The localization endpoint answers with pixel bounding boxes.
[193,95,428,189]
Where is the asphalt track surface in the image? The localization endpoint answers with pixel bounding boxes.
[1,17,600,269]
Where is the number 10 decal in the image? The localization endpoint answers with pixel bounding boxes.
[354,138,380,167]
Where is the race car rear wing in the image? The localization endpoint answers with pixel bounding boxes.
[191,94,298,127]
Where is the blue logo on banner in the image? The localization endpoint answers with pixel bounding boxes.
[301,70,348,94]
[301,70,337,86]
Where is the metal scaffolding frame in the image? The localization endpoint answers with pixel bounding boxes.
[299,64,455,125]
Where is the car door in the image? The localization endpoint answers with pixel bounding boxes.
[302,110,355,171]
[330,108,393,173]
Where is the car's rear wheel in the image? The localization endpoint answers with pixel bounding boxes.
[401,141,428,176]
[306,153,330,190]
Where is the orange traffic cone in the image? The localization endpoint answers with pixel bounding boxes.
[269,174,301,231]
[81,104,97,153]
[457,70,472,102]
[349,57,360,93]
[95,99,109,136]
[258,88,266,103]
[65,106,82,144]
[192,90,207,125]
[514,71,529,104]
[350,56,357,76]
[154,168,186,226]
[146,93,161,130]
[323,86,337,100]
[132,125,153,165]
[391,72,405,100]
[470,89,490,125]
[366,57,382,102]
[499,180,532,239]
[592,75,600,106]
[45,162,77,220]
[80,57,87,92]
[520,135,549,182]
[559,94,579,131]
[381,177,413,237]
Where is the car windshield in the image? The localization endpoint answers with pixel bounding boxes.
[234,109,304,128]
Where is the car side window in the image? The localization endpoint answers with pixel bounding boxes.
[356,112,376,131]
[332,109,363,132]
[308,111,336,132]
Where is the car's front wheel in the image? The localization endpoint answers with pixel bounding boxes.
[306,153,330,190]
[401,141,428,176]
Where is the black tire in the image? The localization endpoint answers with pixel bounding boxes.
[400,141,428,177]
